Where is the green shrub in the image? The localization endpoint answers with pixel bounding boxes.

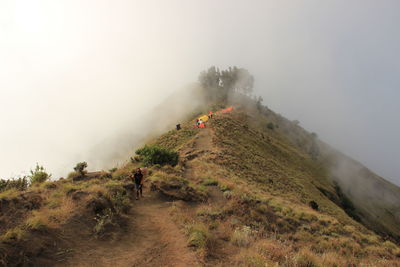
[0,177,28,192]
[29,164,51,184]
[74,162,88,175]
[109,191,130,214]
[267,122,275,130]
[135,145,178,166]
[109,167,118,173]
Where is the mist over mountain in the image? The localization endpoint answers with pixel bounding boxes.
[1,0,399,186]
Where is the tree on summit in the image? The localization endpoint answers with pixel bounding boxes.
[199,66,254,103]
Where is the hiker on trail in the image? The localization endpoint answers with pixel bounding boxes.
[208,111,213,119]
[133,168,144,200]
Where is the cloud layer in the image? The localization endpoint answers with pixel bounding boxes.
[1,0,399,184]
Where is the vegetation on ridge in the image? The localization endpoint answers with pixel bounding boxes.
[0,67,399,266]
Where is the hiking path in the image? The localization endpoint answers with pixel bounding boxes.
[61,189,200,267]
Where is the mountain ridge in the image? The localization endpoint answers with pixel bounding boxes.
[0,99,399,266]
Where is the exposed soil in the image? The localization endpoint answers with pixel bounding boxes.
[0,192,42,235]
[59,189,200,267]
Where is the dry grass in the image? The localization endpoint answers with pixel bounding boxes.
[1,227,26,242]
[0,188,20,200]
[160,110,400,265]
[2,108,399,266]
[86,184,107,195]
[294,248,322,267]
[231,226,255,248]
[27,197,78,229]
[185,222,210,251]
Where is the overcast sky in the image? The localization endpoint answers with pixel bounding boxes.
[1,0,399,185]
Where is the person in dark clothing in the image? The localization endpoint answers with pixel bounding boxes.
[132,168,144,200]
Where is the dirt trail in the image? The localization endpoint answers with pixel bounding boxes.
[61,128,215,267]
[195,127,213,151]
[61,189,200,267]
[180,127,214,181]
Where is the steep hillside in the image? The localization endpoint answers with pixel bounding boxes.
[148,106,400,266]
[250,101,400,240]
[0,104,399,266]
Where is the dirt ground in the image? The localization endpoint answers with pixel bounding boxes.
[60,188,200,267]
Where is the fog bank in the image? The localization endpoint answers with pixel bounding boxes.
[1,0,399,184]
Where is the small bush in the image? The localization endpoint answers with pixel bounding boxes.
[186,223,210,249]
[231,226,254,247]
[94,208,114,235]
[74,162,88,175]
[203,178,219,186]
[309,200,319,211]
[29,164,51,184]
[267,122,275,130]
[135,145,178,166]
[105,182,130,213]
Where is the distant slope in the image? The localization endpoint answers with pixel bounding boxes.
[249,100,400,240]
[324,148,400,240]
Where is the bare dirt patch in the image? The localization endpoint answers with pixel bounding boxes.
[60,188,200,267]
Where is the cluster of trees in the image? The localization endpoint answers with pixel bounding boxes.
[0,164,51,192]
[199,66,254,103]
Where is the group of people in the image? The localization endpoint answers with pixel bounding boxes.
[195,111,213,128]
[196,119,206,128]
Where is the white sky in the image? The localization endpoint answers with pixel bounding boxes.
[1,0,399,185]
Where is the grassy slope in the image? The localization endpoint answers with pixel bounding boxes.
[153,106,400,266]
[1,102,399,266]
[0,173,133,266]
[252,101,400,240]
